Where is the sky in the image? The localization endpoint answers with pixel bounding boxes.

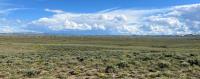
[1,0,200,35]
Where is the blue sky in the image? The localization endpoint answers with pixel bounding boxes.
[1,0,200,35]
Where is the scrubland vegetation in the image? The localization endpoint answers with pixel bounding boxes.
[0,36,200,79]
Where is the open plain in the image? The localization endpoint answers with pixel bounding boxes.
[0,36,200,79]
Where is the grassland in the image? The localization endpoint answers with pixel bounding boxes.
[0,35,200,79]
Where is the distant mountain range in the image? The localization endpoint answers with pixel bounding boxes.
[0,32,200,37]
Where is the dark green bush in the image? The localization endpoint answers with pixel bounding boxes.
[105,65,116,73]
[163,53,173,57]
[187,58,200,66]
[116,61,129,68]
[23,69,40,78]
[157,61,170,69]
[76,57,84,62]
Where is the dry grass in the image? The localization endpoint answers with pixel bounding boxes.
[0,36,200,79]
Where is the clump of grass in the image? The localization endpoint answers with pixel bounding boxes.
[152,45,168,48]
[43,62,55,71]
[96,73,106,78]
[116,61,129,68]
[22,69,40,78]
[69,69,81,75]
[142,55,153,61]
[148,72,161,78]
[56,74,67,79]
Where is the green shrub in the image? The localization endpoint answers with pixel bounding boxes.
[69,69,81,75]
[139,55,153,61]
[157,61,170,69]
[6,60,13,63]
[76,57,84,62]
[152,45,168,48]
[23,69,40,78]
[189,53,196,57]
[105,65,116,73]
[187,58,200,66]
[180,61,190,67]
[116,61,129,68]
[163,53,173,57]
[173,54,186,60]
[0,55,7,59]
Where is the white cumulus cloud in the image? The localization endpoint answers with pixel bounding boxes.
[45,8,65,14]
[17,3,200,35]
